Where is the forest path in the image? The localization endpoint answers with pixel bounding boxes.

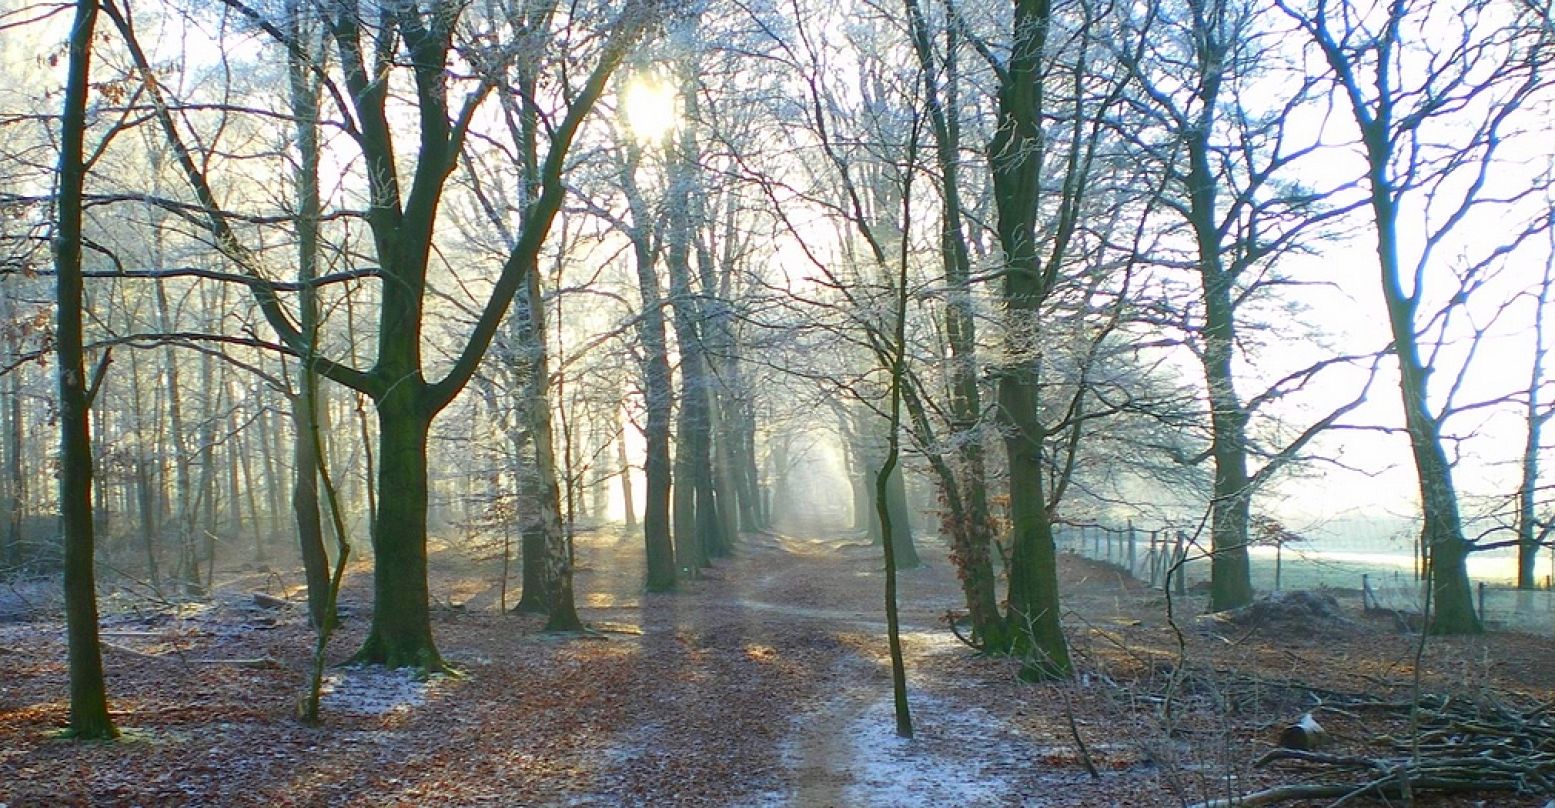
[562,526,1078,806]
[0,525,1130,807]
[9,525,1555,805]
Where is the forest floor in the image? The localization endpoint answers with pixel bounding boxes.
[4,524,1555,807]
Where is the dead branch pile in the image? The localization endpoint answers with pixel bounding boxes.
[1191,693,1555,807]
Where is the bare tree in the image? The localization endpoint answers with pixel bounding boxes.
[1117,0,1375,611]
[1281,0,1555,633]
[103,0,664,667]
[56,0,116,740]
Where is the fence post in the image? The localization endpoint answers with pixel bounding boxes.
[1362,573,1372,611]
[1146,530,1158,586]
[1155,531,1167,588]
[1127,520,1137,577]
[1478,582,1487,624]
[1173,530,1187,596]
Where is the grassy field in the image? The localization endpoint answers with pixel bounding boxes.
[1057,531,1555,635]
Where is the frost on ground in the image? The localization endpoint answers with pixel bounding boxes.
[317,666,450,717]
[0,578,62,622]
[842,695,1045,807]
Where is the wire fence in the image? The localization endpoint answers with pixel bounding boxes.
[1053,521,1555,636]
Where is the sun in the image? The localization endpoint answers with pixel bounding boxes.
[622,73,680,144]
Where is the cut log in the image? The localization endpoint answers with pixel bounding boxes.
[1278,713,1330,751]
[252,592,294,610]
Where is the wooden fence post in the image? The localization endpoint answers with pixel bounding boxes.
[1173,531,1187,596]
[1127,521,1137,577]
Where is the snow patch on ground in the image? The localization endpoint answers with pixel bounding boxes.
[843,695,1028,807]
[317,666,448,716]
[0,578,62,622]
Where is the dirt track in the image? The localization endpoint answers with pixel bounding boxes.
[4,526,1552,806]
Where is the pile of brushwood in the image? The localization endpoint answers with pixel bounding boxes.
[1193,692,1555,807]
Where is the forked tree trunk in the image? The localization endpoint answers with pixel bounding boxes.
[621,149,677,590]
[1178,55,1257,612]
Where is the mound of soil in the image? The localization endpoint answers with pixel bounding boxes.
[1211,589,1356,635]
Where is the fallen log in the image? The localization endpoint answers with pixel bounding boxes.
[251,592,294,610]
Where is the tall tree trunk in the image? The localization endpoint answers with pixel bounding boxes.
[589,425,609,522]
[712,408,741,545]
[4,355,24,569]
[56,0,116,738]
[287,6,330,627]
[1194,175,1255,612]
[1518,262,1552,589]
[354,386,442,668]
[153,284,195,589]
[506,281,556,615]
[522,269,582,632]
[1374,188,1480,633]
[194,344,220,590]
[664,85,721,569]
[236,425,266,563]
[254,389,281,543]
[905,0,1004,646]
[617,414,637,530]
[991,0,1072,679]
[738,406,765,531]
[292,384,329,625]
[622,149,677,590]
[131,352,161,585]
[1351,115,1480,633]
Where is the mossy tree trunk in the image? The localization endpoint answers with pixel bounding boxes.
[989,0,1074,679]
[354,385,443,667]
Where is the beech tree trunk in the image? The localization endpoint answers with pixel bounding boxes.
[3,355,23,569]
[520,269,583,632]
[906,0,1004,648]
[355,387,442,668]
[621,145,678,590]
[287,0,331,628]
[56,0,116,738]
[991,0,1073,679]
[617,418,637,530]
